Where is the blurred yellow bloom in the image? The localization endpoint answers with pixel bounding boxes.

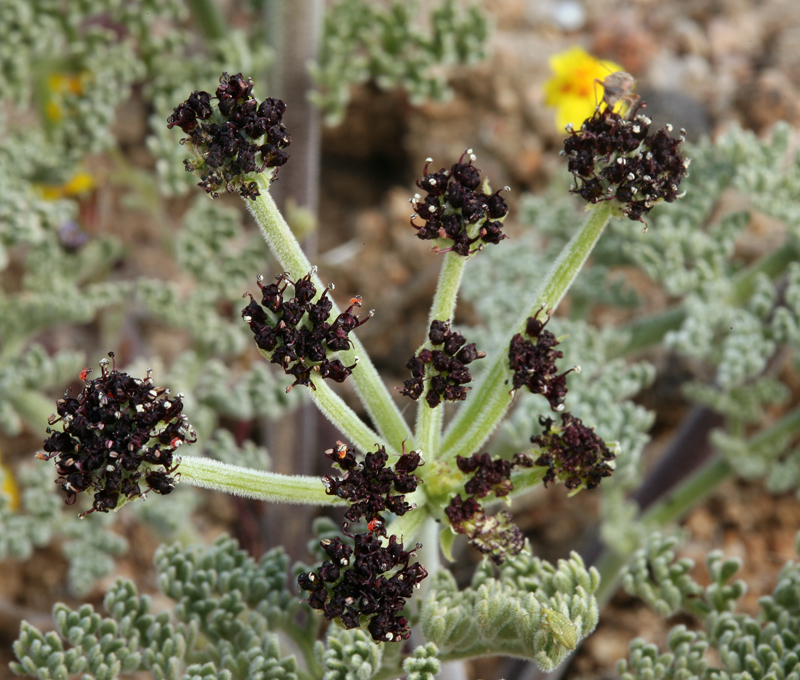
[36,170,95,201]
[543,46,627,132]
[0,460,20,512]
[45,72,87,123]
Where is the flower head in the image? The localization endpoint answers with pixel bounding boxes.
[322,441,422,531]
[242,270,372,391]
[400,319,485,407]
[410,150,509,256]
[508,308,575,411]
[543,46,626,131]
[38,354,196,516]
[298,532,427,642]
[445,496,524,564]
[531,412,615,492]
[44,72,88,123]
[562,106,690,223]
[167,72,291,199]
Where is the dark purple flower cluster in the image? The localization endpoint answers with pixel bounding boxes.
[298,442,427,642]
[38,353,195,516]
[400,319,485,407]
[167,72,291,200]
[562,106,690,223]
[444,451,533,564]
[241,271,372,392]
[297,532,427,642]
[410,150,509,256]
[508,308,574,412]
[531,413,615,491]
[322,441,422,529]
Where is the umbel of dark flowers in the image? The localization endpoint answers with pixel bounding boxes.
[167,72,291,199]
[561,103,690,223]
[508,307,576,412]
[532,413,615,491]
[400,319,486,407]
[298,442,427,642]
[241,269,373,391]
[38,353,195,516]
[410,149,510,256]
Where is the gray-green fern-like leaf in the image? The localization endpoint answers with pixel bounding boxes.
[316,627,383,680]
[12,537,302,680]
[422,550,599,670]
[622,533,705,617]
[309,0,489,126]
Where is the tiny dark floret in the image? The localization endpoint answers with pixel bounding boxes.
[38,353,196,516]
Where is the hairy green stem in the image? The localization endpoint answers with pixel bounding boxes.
[306,373,397,457]
[441,202,614,462]
[177,455,341,505]
[246,174,413,450]
[593,403,800,606]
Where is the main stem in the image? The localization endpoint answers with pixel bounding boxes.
[441,202,614,461]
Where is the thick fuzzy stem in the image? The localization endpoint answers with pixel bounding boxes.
[177,455,341,505]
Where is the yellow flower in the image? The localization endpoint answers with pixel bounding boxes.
[543,46,628,132]
[0,460,20,512]
[44,72,87,123]
[36,170,95,201]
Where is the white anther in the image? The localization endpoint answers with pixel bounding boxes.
[425,157,433,163]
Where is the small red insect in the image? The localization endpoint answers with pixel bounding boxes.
[79,367,91,381]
